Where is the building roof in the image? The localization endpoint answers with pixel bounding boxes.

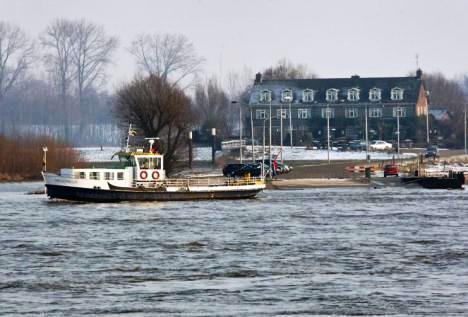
[249,74,424,105]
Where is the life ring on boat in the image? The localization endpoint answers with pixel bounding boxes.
[152,171,160,180]
[140,171,148,179]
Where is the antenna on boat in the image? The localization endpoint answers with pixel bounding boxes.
[126,123,137,153]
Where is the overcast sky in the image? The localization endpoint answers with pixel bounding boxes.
[1,0,468,89]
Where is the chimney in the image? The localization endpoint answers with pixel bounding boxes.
[351,74,360,79]
[416,68,423,79]
[254,72,262,85]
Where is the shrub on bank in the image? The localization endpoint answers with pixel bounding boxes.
[0,135,80,181]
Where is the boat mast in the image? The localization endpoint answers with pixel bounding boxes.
[125,123,132,153]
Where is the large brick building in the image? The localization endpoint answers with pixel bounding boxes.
[247,69,429,145]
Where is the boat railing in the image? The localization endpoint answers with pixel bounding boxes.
[134,176,264,188]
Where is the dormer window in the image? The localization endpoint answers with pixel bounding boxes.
[326,89,339,102]
[369,88,381,101]
[391,87,404,101]
[347,88,360,101]
[281,89,293,103]
[302,89,314,102]
[260,90,272,103]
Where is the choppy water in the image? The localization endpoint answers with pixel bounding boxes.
[1,182,467,316]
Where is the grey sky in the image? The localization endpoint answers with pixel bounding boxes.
[1,0,467,90]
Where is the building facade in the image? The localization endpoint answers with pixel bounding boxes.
[247,70,429,145]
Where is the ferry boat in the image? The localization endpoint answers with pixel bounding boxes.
[42,140,265,202]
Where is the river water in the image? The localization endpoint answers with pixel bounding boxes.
[1,182,467,316]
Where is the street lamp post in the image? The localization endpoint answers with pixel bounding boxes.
[280,103,283,163]
[269,99,272,180]
[250,106,254,162]
[465,103,467,155]
[326,104,331,165]
[289,101,293,149]
[396,106,401,156]
[365,104,369,160]
[231,100,244,163]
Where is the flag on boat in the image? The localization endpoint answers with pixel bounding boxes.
[128,129,137,136]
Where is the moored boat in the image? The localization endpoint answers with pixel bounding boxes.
[401,171,465,189]
[42,140,265,202]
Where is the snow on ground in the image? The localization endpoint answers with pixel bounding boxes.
[77,146,417,162]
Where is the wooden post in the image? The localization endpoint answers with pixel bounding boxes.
[211,128,216,166]
[188,131,193,169]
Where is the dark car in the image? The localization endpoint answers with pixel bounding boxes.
[222,163,262,178]
[384,164,399,177]
[424,146,439,159]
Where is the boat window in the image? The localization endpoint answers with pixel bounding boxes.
[79,172,86,179]
[138,157,161,169]
[117,172,124,180]
[90,172,100,180]
[104,172,114,180]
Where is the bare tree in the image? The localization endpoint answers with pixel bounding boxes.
[0,22,34,101]
[262,58,316,80]
[71,19,118,106]
[115,75,195,174]
[41,19,76,110]
[129,33,204,88]
[194,77,231,137]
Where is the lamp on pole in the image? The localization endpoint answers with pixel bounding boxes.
[231,100,243,163]
[326,104,331,165]
[365,104,369,160]
[269,98,272,180]
[396,106,401,156]
[465,103,467,155]
[250,106,254,162]
[282,95,293,162]
[289,100,293,149]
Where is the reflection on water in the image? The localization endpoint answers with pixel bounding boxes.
[1,182,467,315]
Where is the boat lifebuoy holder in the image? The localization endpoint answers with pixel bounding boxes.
[140,170,148,180]
[152,171,160,180]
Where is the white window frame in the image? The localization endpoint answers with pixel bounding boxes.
[347,88,360,101]
[369,107,382,118]
[117,172,124,180]
[90,172,100,180]
[104,172,114,180]
[326,89,339,102]
[260,90,272,103]
[393,107,407,117]
[298,108,310,119]
[345,108,359,118]
[302,89,314,102]
[369,88,381,101]
[391,87,404,101]
[321,108,335,118]
[281,89,293,103]
[256,109,266,119]
[276,108,288,119]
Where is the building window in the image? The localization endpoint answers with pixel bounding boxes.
[391,87,404,100]
[256,109,266,119]
[117,172,124,180]
[326,89,338,102]
[276,108,288,119]
[369,88,381,101]
[104,172,114,180]
[298,108,310,119]
[281,89,293,102]
[345,108,359,118]
[79,172,86,179]
[369,107,382,118]
[260,90,272,103]
[393,107,407,117]
[321,108,335,118]
[89,172,100,180]
[347,88,360,101]
[302,89,314,102]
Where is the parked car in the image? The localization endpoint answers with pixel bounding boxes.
[222,163,262,178]
[369,140,393,151]
[384,164,399,177]
[348,140,366,151]
[424,146,439,159]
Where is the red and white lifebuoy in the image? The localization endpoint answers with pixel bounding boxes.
[140,170,148,179]
[152,171,160,180]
